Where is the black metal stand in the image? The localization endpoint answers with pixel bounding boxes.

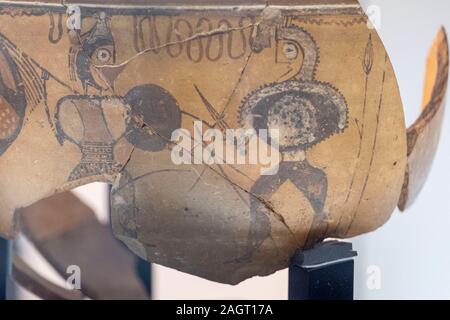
[136,258,152,298]
[0,238,11,300]
[288,241,357,300]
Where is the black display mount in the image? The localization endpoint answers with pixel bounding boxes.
[288,240,357,300]
[0,238,10,300]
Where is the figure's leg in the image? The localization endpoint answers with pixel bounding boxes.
[286,161,329,248]
[241,173,286,262]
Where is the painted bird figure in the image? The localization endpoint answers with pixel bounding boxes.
[69,11,116,94]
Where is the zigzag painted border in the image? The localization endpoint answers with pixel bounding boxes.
[292,16,367,27]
